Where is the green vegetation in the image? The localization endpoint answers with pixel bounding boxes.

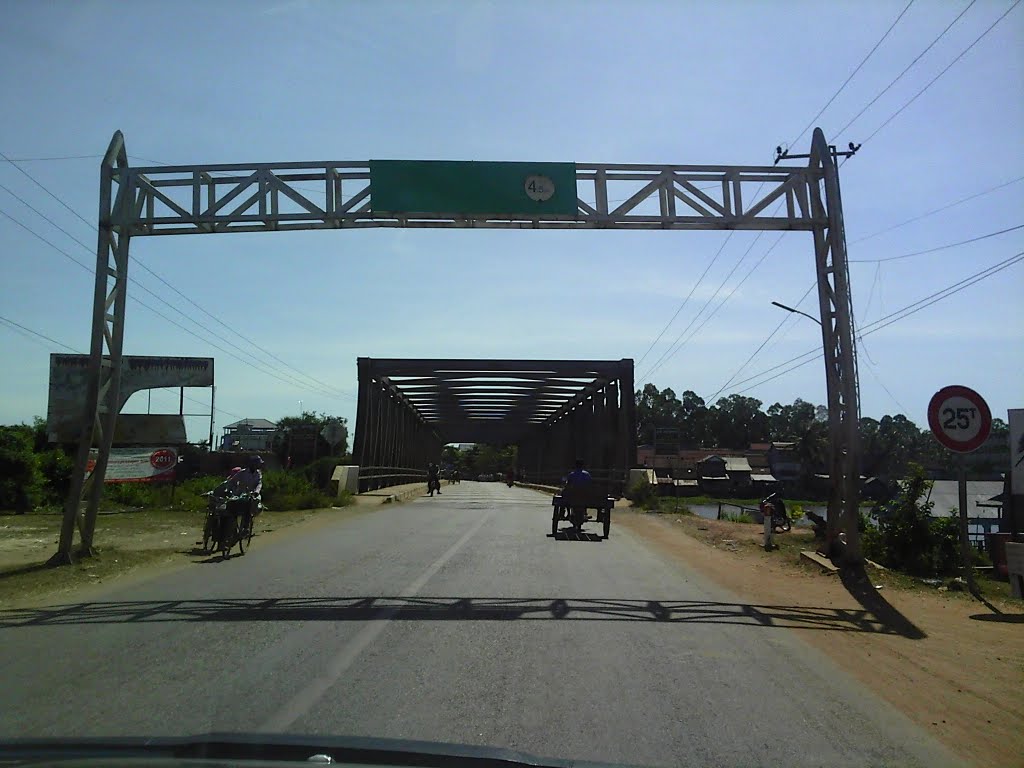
[0,413,352,516]
[440,443,516,477]
[0,425,45,512]
[627,476,658,509]
[637,385,1010,480]
[650,498,693,515]
[103,471,342,512]
[723,512,755,524]
[862,463,962,576]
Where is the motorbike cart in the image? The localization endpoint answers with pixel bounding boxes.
[551,484,614,539]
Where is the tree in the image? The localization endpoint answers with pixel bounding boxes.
[635,384,683,444]
[875,414,923,479]
[678,390,708,447]
[273,411,349,466]
[0,425,44,513]
[767,398,816,441]
[707,394,770,449]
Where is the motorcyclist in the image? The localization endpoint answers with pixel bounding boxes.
[221,455,264,517]
[565,459,592,487]
[560,459,593,530]
[224,455,264,496]
[427,462,441,496]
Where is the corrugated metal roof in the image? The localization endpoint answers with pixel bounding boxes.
[928,480,1003,518]
[224,418,278,429]
[751,473,778,482]
[724,457,752,472]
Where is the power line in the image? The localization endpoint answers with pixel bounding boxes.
[704,282,817,403]
[850,222,1024,262]
[832,0,977,138]
[850,175,1024,244]
[708,214,1024,395]
[131,257,350,397]
[1,154,102,162]
[0,187,349,398]
[639,2,909,380]
[0,204,353,400]
[0,313,239,419]
[729,251,1024,394]
[861,354,911,414]
[0,314,79,353]
[641,229,781,382]
[634,236,738,369]
[0,150,95,230]
[862,0,1022,143]
[0,161,353,399]
[791,0,916,147]
[862,263,883,322]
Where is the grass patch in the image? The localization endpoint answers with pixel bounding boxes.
[643,497,694,515]
[0,547,179,605]
[683,495,874,508]
[722,512,756,524]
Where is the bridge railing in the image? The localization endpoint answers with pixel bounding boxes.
[357,466,427,493]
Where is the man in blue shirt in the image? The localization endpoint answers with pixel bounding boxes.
[565,459,591,486]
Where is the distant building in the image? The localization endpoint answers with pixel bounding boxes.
[220,418,277,452]
[767,442,801,484]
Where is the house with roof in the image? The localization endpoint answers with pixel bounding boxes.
[220,418,277,452]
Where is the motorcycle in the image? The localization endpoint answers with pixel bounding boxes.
[760,498,791,533]
[201,490,261,557]
[427,477,441,496]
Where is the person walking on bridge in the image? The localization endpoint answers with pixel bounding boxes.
[427,461,442,496]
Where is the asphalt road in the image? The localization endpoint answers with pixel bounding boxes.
[1,483,959,767]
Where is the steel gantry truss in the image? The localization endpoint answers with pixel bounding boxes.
[111,158,823,234]
[56,128,861,564]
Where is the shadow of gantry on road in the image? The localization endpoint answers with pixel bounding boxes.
[0,595,923,637]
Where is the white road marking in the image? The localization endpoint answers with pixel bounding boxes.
[260,508,495,731]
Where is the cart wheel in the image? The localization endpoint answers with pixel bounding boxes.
[603,508,611,539]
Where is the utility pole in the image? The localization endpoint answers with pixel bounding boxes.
[776,137,863,564]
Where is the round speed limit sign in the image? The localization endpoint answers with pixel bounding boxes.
[927,385,992,453]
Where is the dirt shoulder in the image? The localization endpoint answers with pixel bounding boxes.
[618,511,1024,768]
[0,504,372,609]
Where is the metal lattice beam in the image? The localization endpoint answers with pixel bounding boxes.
[115,163,823,235]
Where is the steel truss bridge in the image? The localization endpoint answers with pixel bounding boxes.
[354,358,635,491]
[54,128,861,564]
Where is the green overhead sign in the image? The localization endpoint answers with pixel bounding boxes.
[369,160,577,217]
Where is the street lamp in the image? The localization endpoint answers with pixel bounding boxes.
[771,301,821,326]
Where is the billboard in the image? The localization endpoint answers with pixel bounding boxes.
[370,160,578,217]
[87,447,178,484]
[47,355,213,443]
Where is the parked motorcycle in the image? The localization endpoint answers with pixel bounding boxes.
[760,495,791,533]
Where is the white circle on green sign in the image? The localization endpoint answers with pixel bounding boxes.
[524,175,555,202]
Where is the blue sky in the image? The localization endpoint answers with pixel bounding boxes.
[1,0,1022,444]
